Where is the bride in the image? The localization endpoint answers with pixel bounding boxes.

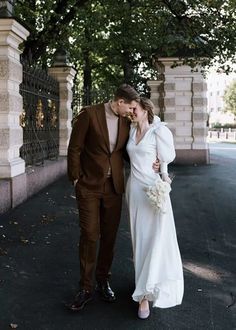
[126,97,184,319]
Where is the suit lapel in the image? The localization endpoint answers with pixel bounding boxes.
[95,104,110,152]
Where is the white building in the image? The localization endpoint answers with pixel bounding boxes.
[206,70,236,126]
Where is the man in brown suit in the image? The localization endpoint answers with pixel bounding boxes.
[67,84,140,311]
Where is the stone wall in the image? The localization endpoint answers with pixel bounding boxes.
[0,18,76,214]
[148,57,209,165]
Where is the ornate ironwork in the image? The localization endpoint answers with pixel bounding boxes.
[72,86,114,118]
[36,99,44,128]
[20,62,59,166]
[19,109,26,128]
[49,100,57,128]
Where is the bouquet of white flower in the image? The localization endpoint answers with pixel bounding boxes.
[145,179,171,213]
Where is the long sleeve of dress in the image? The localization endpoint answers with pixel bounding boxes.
[155,125,176,174]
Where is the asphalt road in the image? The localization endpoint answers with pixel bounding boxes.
[209,141,236,161]
[0,142,235,330]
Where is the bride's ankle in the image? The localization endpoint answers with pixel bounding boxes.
[139,298,149,309]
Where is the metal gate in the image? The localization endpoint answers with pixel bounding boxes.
[19,63,60,166]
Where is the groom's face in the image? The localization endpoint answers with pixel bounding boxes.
[116,99,138,118]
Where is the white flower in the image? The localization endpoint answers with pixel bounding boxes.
[145,179,171,213]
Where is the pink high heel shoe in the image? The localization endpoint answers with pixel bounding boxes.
[138,299,150,319]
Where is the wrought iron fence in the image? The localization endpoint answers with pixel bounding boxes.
[72,87,114,117]
[19,63,60,166]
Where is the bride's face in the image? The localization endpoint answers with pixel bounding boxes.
[132,103,147,123]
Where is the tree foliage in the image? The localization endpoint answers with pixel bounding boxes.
[223,80,236,115]
[15,0,236,93]
[15,0,89,63]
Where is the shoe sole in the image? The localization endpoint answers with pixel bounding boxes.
[138,311,150,320]
[67,297,93,311]
[100,296,116,302]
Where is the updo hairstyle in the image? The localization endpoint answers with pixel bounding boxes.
[139,97,155,124]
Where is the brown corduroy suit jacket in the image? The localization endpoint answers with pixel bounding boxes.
[67,103,130,194]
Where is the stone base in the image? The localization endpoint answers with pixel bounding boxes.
[11,173,27,208]
[0,157,67,214]
[26,157,67,197]
[0,179,11,213]
[175,149,210,165]
[0,157,25,178]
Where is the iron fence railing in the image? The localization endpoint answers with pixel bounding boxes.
[72,87,114,117]
[19,63,60,166]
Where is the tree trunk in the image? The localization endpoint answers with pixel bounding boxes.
[122,51,134,84]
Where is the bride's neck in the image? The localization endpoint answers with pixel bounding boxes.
[137,120,149,133]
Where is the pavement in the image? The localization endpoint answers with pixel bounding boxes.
[0,142,236,330]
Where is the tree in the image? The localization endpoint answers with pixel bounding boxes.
[15,0,90,64]
[15,0,236,92]
[223,80,236,116]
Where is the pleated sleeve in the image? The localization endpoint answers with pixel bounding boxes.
[155,124,176,174]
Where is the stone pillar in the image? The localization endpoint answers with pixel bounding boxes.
[147,80,164,118]
[0,18,29,178]
[192,77,208,151]
[48,66,76,156]
[148,57,209,165]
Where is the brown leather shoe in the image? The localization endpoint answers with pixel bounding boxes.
[67,289,93,311]
[96,281,116,302]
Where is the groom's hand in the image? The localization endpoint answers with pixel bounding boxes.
[152,159,160,173]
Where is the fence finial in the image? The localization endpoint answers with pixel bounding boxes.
[52,48,70,67]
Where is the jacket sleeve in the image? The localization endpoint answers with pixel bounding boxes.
[155,125,176,174]
[67,109,89,182]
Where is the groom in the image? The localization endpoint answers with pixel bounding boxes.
[67,84,140,311]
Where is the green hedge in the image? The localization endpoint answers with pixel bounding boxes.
[211,123,236,130]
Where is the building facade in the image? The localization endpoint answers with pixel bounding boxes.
[207,70,236,126]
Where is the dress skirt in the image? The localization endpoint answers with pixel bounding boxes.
[126,175,184,308]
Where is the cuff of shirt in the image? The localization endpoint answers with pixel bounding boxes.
[160,162,168,174]
[73,179,78,186]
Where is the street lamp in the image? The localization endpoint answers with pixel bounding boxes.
[0,0,16,18]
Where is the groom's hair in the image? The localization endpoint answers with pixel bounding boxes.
[114,84,140,103]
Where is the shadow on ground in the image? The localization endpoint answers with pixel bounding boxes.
[0,150,236,329]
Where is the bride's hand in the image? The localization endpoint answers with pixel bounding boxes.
[161,173,172,184]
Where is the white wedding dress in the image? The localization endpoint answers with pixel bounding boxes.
[126,116,184,308]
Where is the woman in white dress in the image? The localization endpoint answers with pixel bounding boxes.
[126,98,184,319]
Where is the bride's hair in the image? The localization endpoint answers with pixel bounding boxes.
[139,97,155,124]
